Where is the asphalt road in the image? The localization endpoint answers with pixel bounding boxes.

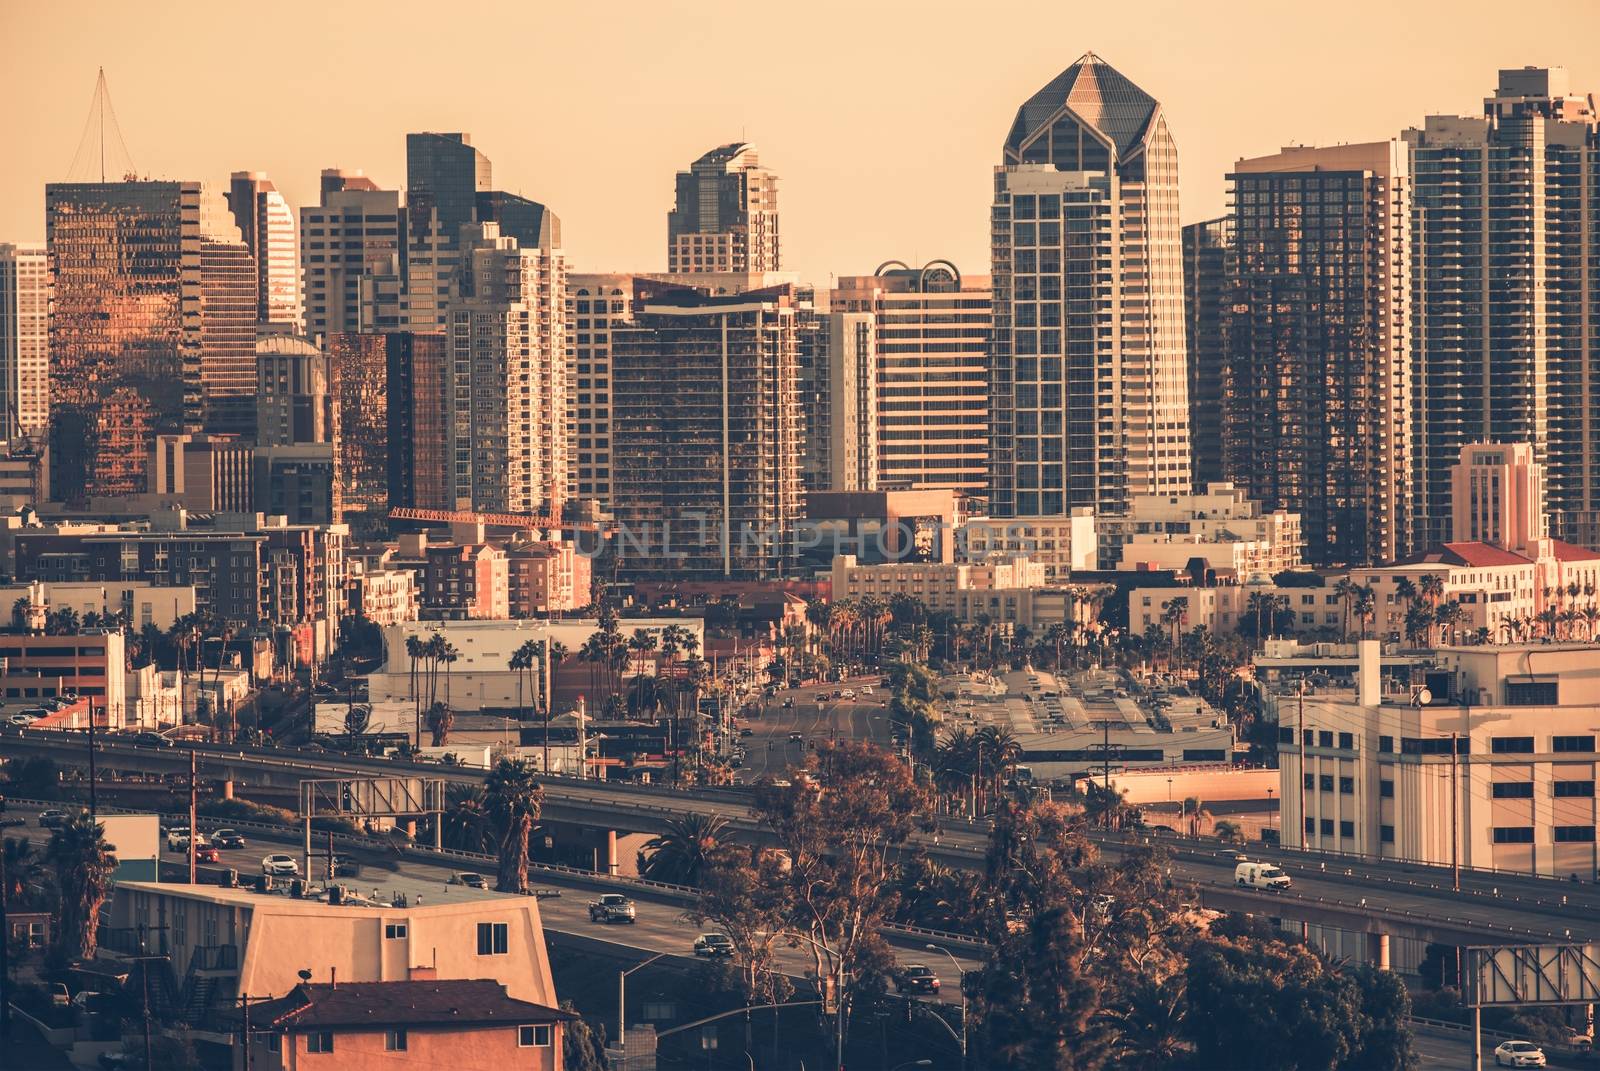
[736,678,894,782]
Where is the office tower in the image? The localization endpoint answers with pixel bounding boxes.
[1406,68,1600,549]
[445,222,566,516]
[326,333,390,518]
[0,243,49,442]
[989,53,1191,518]
[1450,442,1544,553]
[46,181,257,500]
[1182,219,1231,490]
[667,143,781,274]
[1223,142,1413,567]
[832,261,993,495]
[225,172,301,328]
[257,333,332,447]
[611,285,802,579]
[385,332,449,511]
[407,133,491,246]
[799,309,878,493]
[567,274,638,506]
[300,171,406,337]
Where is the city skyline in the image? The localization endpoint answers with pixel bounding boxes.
[3,1,1598,283]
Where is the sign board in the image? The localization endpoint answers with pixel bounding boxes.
[1468,944,1600,1007]
[299,777,445,818]
[101,814,160,883]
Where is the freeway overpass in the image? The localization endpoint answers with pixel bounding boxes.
[8,730,1600,954]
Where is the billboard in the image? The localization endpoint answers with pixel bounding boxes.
[101,813,160,883]
[1468,944,1600,1007]
[298,777,445,818]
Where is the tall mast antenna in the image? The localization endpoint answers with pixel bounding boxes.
[68,68,136,182]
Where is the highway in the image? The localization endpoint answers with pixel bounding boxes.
[736,679,893,782]
[11,725,1600,944]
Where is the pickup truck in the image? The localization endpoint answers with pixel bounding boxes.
[588,893,637,924]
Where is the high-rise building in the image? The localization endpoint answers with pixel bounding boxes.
[300,172,406,338]
[407,133,491,248]
[667,143,781,274]
[1223,142,1413,567]
[46,181,257,500]
[1405,68,1600,549]
[385,332,449,511]
[225,172,301,328]
[832,261,993,496]
[799,308,877,493]
[256,334,333,447]
[445,222,567,516]
[610,286,802,579]
[1181,218,1231,490]
[989,54,1191,518]
[567,273,640,506]
[0,243,49,443]
[325,333,390,519]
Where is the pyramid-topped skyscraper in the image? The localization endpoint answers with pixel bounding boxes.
[989,53,1190,524]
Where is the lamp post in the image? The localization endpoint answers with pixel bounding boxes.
[771,930,847,1070]
[926,944,968,1069]
[619,951,668,1069]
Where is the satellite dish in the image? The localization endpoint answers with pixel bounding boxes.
[1416,688,1433,706]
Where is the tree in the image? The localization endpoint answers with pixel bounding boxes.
[484,758,544,894]
[560,1000,610,1071]
[426,701,454,747]
[692,848,796,1006]
[1352,586,1377,640]
[3,835,44,908]
[441,783,495,854]
[1334,578,1355,642]
[1108,975,1187,1070]
[637,812,728,886]
[971,906,1109,1070]
[1213,819,1245,845]
[47,811,115,960]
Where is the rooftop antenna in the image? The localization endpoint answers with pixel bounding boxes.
[67,67,136,183]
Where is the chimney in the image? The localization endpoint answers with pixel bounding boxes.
[1358,639,1381,707]
[331,967,337,990]
[408,965,438,981]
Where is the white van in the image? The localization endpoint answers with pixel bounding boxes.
[1235,861,1292,890]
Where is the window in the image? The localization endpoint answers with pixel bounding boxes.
[1553,736,1596,754]
[385,923,407,940]
[1492,827,1535,844]
[308,1031,334,1053]
[477,922,509,956]
[1338,732,1354,750]
[1303,774,1315,790]
[1301,729,1313,746]
[267,1035,281,1054]
[1380,825,1395,843]
[519,1025,552,1048]
[386,1029,407,1051]
[1319,775,1334,792]
[1491,737,1535,754]
[1556,826,1596,843]
[1339,821,1354,839]
[1506,680,1558,706]
[1279,727,1295,744]
[1318,731,1334,748]
[1492,782,1534,799]
[1339,777,1355,795]
[1380,780,1394,798]
[1554,780,1595,798]
[1304,817,1315,834]
[1379,735,1394,754]
[1319,818,1334,836]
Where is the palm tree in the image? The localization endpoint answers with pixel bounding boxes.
[484,758,544,894]
[1333,578,1355,642]
[510,640,539,726]
[1111,976,1188,1069]
[47,812,114,960]
[1352,585,1377,641]
[1419,574,1445,644]
[10,596,28,632]
[637,813,729,886]
[3,835,42,907]
[406,635,426,748]
[1436,600,1466,647]
[1160,598,1188,675]
[1213,819,1245,845]
[1393,576,1418,613]
[441,783,496,854]
[427,701,454,747]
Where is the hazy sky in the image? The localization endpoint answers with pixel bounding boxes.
[4,0,1598,285]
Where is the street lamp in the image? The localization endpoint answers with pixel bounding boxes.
[769,930,847,1070]
[925,944,968,1069]
[619,951,669,1068]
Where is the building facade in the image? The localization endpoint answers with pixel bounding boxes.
[326,332,390,519]
[225,171,301,328]
[256,335,333,447]
[385,332,449,511]
[800,308,877,493]
[0,243,49,442]
[506,539,591,617]
[423,543,509,620]
[1097,481,1305,577]
[1181,218,1230,490]
[300,174,406,337]
[667,143,780,274]
[989,53,1191,519]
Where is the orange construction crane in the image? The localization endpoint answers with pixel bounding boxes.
[387,507,600,533]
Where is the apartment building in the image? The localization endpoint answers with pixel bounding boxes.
[506,539,590,616]
[667,143,780,274]
[1098,482,1304,577]
[958,510,1096,582]
[0,242,49,442]
[423,543,509,620]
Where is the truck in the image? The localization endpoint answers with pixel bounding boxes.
[1235,861,1292,890]
[588,893,637,924]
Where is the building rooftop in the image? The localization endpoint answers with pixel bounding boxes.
[244,979,575,1030]
[1006,52,1159,160]
[1394,541,1534,568]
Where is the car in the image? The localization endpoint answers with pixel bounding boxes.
[39,808,68,828]
[448,872,488,889]
[832,690,844,700]
[211,829,246,849]
[1235,861,1292,890]
[195,844,221,864]
[1570,1032,1593,1055]
[131,732,171,748]
[730,756,744,769]
[166,828,197,851]
[1217,849,1248,863]
[589,893,637,924]
[896,964,941,995]
[782,698,794,709]
[788,731,804,743]
[261,854,299,877]
[694,933,735,958]
[841,689,855,700]
[6,713,37,727]
[48,982,71,1006]
[860,686,873,697]
[739,728,754,737]
[1494,1041,1547,1067]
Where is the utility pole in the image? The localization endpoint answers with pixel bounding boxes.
[87,696,97,820]
[243,992,252,1071]
[188,749,198,884]
[1297,678,1308,850]
[1451,730,1461,893]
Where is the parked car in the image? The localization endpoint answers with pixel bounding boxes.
[49,982,71,1006]
[211,828,246,849]
[896,964,941,995]
[1494,1040,1547,1068]
[39,808,68,828]
[448,872,488,890]
[261,854,299,877]
[1235,861,1292,890]
[1217,849,1248,863]
[6,713,38,727]
[588,893,637,924]
[693,933,735,958]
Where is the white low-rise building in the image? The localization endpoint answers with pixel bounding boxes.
[958,510,1096,581]
[1098,482,1304,578]
[1278,640,1600,877]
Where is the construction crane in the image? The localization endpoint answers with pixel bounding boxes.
[386,507,600,534]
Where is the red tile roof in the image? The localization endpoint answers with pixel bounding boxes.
[1549,540,1600,562]
[1395,542,1534,568]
